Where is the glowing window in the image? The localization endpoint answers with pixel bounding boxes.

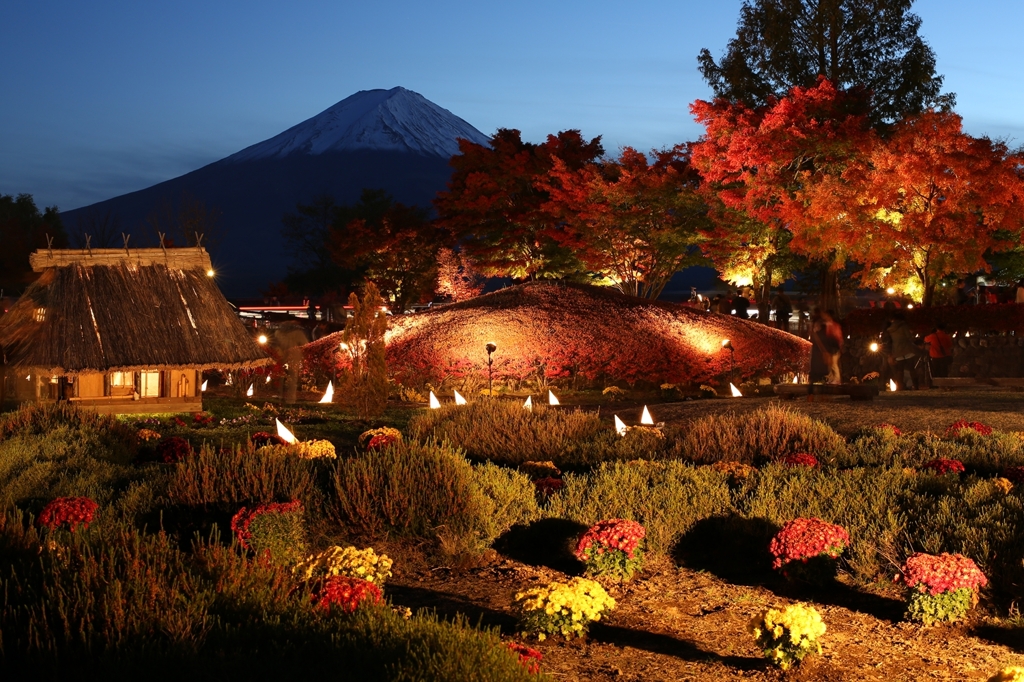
[34,308,46,322]
[139,371,160,398]
[109,372,133,387]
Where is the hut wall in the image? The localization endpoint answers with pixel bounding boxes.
[168,370,197,398]
[78,373,105,398]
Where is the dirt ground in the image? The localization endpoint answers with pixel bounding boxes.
[391,555,1024,681]
[388,389,1024,681]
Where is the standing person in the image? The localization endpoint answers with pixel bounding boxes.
[732,290,750,320]
[887,313,918,390]
[821,310,844,384]
[717,294,732,315]
[772,287,792,332]
[955,279,969,305]
[923,323,954,380]
[809,309,829,383]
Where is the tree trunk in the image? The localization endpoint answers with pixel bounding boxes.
[820,265,841,313]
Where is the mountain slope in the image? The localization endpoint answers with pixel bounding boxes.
[60,88,488,296]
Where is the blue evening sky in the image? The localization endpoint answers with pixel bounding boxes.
[2,0,1022,211]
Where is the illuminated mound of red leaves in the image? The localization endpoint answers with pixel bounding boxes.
[37,497,98,531]
[303,282,809,388]
[897,552,988,596]
[574,519,646,561]
[506,641,543,675]
[946,420,993,437]
[230,500,302,550]
[781,453,819,468]
[314,576,383,613]
[155,436,193,463]
[922,458,966,476]
[769,518,850,570]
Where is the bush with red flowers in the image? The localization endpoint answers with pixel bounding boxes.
[314,576,383,614]
[877,423,902,436]
[193,412,215,427]
[250,431,286,448]
[506,641,543,675]
[946,420,993,437]
[155,436,193,463]
[37,496,98,531]
[769,518,850,583]
[781,453,819,468]
[359,427,403,451]
[897,552,988,625]
[922,458,966,476]
[533,477,564,497]
[231,500,306,565]
[574,518,646,581]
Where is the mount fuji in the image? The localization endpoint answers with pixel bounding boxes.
[60,88,490,296]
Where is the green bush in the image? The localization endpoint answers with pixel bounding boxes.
[408,400,667,468]
[546,461,732,555]
[167,442,315,507]
[471,461,542,545]
[0,402,137,463]
[738,464,909,581]
[905,588,975,625]
[671,405,848,465]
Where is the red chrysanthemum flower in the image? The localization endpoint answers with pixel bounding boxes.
[37,497,99,531]
[769,517,850,570]
[155,436,193,463]
[897,552,987,596]
[574,519,646,561]
[922,458,965,476]
[314,576,382,613]
[781,453,819,468]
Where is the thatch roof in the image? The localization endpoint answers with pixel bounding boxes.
[0,248,269,375]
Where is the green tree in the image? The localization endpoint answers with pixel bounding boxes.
[0,193,67,294]
[280,194,361,296]
[698,0,954,127]
[340,282,388,419]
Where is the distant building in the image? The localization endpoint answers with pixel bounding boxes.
[0,247,268,414]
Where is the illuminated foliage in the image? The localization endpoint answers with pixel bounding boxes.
[540,146,709,299]
[435,129,603,280]
[435,247,485,302]
[339,282,389,419]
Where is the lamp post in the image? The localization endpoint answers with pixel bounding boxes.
[486,342,497,397]
[721,338,735,383]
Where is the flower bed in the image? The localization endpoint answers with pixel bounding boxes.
[897,552,988,625]
[946,421,993,437]
[37,497,98,531]
[231,500,306,564]
[574,518,646,581]
[922,458,965,475]
[769,518,850,580]
[294,545,393,585]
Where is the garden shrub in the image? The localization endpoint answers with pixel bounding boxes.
[546,461,732,555]
[896,552,988,625]
[471,461,542,542]
[748,603,826,670]
[574,518,646,581]
[0,402,137,463]
[738,464,909,581]
[167,442,315,507]
[313,576,383,613]
[671,405,848,465]
[332,440,491,553]
[231,501,307,565]
[408,400,666,468]
[514,577,615,639]
[293,545,393,585]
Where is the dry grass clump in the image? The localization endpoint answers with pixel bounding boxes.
[167,442,315,507]
[671,405,848,465]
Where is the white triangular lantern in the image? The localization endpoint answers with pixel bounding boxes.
[246,383,254,397]
[730,383,742,397]
[614,415,628,437]
[523,395,533,412]
[792,375,799,384]
[319,380,334,404]
[201,380,208,392]
[640,406,654,425]
[429,391,441,409]
[276,418,297,444]
[265,374,272,383]
[889,379,897,392]
[454,389,467,405]
[548,390,559,406]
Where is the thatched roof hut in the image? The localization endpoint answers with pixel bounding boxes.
[0,247,268,413]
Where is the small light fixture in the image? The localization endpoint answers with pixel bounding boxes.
[869,342,879,352]
[614,415,628,437]
[428,391,441,409]
[640,406,654,425]
[246,383,254,397]
[201,380,208,392]
[485,342,497,397]
[907,304,914,309]
[889,379,898,392]
[276,418,297,444]
[454,389,467,405]
[730,383,743,397]
[258,334,268,345]
[206,269,215,278]
[886,287,896,295]
[721,338,732,350]
[523,395,533,411]
[319,381,334,404]
[548,390,560,406]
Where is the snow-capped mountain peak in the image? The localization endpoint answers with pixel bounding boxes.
[226,87,490,162]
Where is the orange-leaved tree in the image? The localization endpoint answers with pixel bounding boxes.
[434,129,604,280]
[690,77,875,307]
[540,146,709,299]
[844,111,1024,306]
